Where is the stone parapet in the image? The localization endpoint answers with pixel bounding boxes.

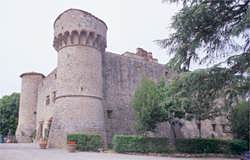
[53,30,106,52]
[20,72,45,78]
[53,9,107,52]
[122,48,158,63]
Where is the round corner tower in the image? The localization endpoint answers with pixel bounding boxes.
[49,9,107,147]
[16,72,44,142]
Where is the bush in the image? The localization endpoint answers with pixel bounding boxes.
[176,138,248,154]
[0,93,19,136]
[67,133,102,151]
[231,101,250,142]
[112,135,172,153]
[229,139,249,155]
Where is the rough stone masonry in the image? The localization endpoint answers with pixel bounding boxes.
[16,9,232,148]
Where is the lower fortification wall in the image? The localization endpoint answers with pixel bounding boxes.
[102,52,232,143]
[36,69,57,140]
[103,52,170,142]
[33,52,232,146]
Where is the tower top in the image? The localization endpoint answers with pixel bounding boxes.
[53,9,107,52]
[20,72,45,78]
[54,9,107,30]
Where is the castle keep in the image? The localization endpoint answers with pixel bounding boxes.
[16,9,231,147]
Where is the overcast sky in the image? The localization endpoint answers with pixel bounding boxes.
[0,0,182,97]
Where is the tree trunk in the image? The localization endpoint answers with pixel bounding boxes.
[197,120,202,138]
[170,121,176,144]
[198,128,201,138]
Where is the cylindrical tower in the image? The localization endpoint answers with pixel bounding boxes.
[49,9,107,147]
[16,72,44,142]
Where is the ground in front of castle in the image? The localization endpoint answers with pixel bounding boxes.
[0,143,237,160]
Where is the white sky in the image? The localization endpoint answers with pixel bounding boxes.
[0,0,182,97]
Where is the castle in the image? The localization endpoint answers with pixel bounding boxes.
[16,9,231,148]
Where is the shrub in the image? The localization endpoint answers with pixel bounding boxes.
[67,133,102,151]
[229,139,249,155]
[176,138,248,154]
[112,135,172,153]
[0,93,19,136]
[231,101,250,142]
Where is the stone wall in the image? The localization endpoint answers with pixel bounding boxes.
[16,72,44,142]
[102,51,232,142]
[36,69,57,140]
[102,51,171,142]
[33,49,232,145]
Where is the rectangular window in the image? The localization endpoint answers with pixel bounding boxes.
[107,110,113,119]
[46,95,50,105]
[221,124,225,132]
[212,123,216,131]
[165,71,168,78]
[196,123,201,130]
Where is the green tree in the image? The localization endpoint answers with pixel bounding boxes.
[157,0,250,136]
[132,77,185,141]
[159,0,250,73]
[132,69,249,139]
[165,69,225,137]
[132,78,163,133]
[164,68,250,137]
[0,93,20,136]
[155,80,186,141]
[230,101,250,142]
[158,0,250,110]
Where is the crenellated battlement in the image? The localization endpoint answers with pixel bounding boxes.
[53,9,107,52]
[53,30,106,52]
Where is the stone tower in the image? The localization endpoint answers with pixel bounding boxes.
[16,72,44,142]
[48,9,107,147]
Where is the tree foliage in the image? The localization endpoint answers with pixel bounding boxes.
[132,77,184,132]
[166,70,221,120]
[0,93,19,136]
[230,101,250,142]
[164,68,250,136]
[133,0,250,136]
[132,78,166,132]
[132,69,250,137]
[159,0,250,73]
[156,0,250,137]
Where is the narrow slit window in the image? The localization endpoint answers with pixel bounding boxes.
[46,95,50,105]
[52,91,56,103]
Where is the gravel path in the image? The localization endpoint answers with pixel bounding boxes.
[0,143,239,160]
